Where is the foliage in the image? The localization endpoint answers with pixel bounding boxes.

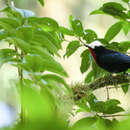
[0,0,130,130]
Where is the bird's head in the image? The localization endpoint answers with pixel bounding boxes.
[84,40,103,49]
[84,41,104,63]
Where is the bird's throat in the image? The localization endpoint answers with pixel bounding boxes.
[89,48,97,63]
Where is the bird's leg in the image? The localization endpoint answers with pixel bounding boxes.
[109,73,119,90]
[106,73,114,100]
[106,86,109,100]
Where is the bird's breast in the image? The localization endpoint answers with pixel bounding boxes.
[88,48,97,63]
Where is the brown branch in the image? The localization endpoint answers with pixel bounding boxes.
[72,74,130,101]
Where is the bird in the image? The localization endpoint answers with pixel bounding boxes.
[84,40,130,73]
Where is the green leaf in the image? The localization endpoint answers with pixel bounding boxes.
[15,26,34,42]
[85,70,94,83]
[73,116,97,128]
[38,0,44,6]
[0,30,8,40]
[59,26,74,36]
[100,2,127,19]
[28,17,59,31]
[97,117,116,129]
[80,49,90,73]
[20,54,68,77]
[106,42,122,52]
[121,83,129,94]
[83,29,97,43]
[87,93,98,110]
[65,40,80,58]
[105,99,120,106]
[69,15,84,36]
[42,74,69,90]
[2,3,35,18]
[18,83,55,121]
[122,0,129,3]
[1,6,23,19]
[30,46,56,61]
[102,2,126,12]
[8,37,31,53]
[31,30,60,56]
[122,21,130,35]
[48,31,62,49]
[38,31,61,49]
[103,99,124,114]
[90,9,104,15]
[87,93,106,113]
[127,10,130,18]
[76,98,91,113]
[0,18,20,30]
[12,7,35,18]
[87,94,124,114]
[105,22,122,42]
[119,41,130,52]
[0,48,18,67]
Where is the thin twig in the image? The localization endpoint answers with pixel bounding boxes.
[100,114,130,118]
[78,37,86,46]
[63,38,71,43]
[106,86,109,100]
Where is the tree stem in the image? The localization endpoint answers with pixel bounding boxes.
[15,46,24,123]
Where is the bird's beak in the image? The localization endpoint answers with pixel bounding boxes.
[84,44,91,48]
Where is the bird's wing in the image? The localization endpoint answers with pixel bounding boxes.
[100,52,130,65]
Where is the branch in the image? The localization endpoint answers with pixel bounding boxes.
[100,114,130,118]
[72,74,130,101]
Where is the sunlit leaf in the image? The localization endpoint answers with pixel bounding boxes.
[0,17,20,31]
[38,0,44,6]
[105,22,122,42]
[65,40,80,58]
[119,41,130,52]
[20,54,68,77]
[85,70,94,83]
[90,9,104,15]
[122,20,130,35]
[0,48,18,67]
[69,15,84,36]
[122,0,129,3]
[28,17,59,31]
[80,49,90,73]
[59,26,74,36]
[83,29,97,43]
[0,30,8,40]
[42,74,69,90]
[121,83,129,94]
[73,116,97,128]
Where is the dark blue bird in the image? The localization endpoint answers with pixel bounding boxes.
[85,41,130,73]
